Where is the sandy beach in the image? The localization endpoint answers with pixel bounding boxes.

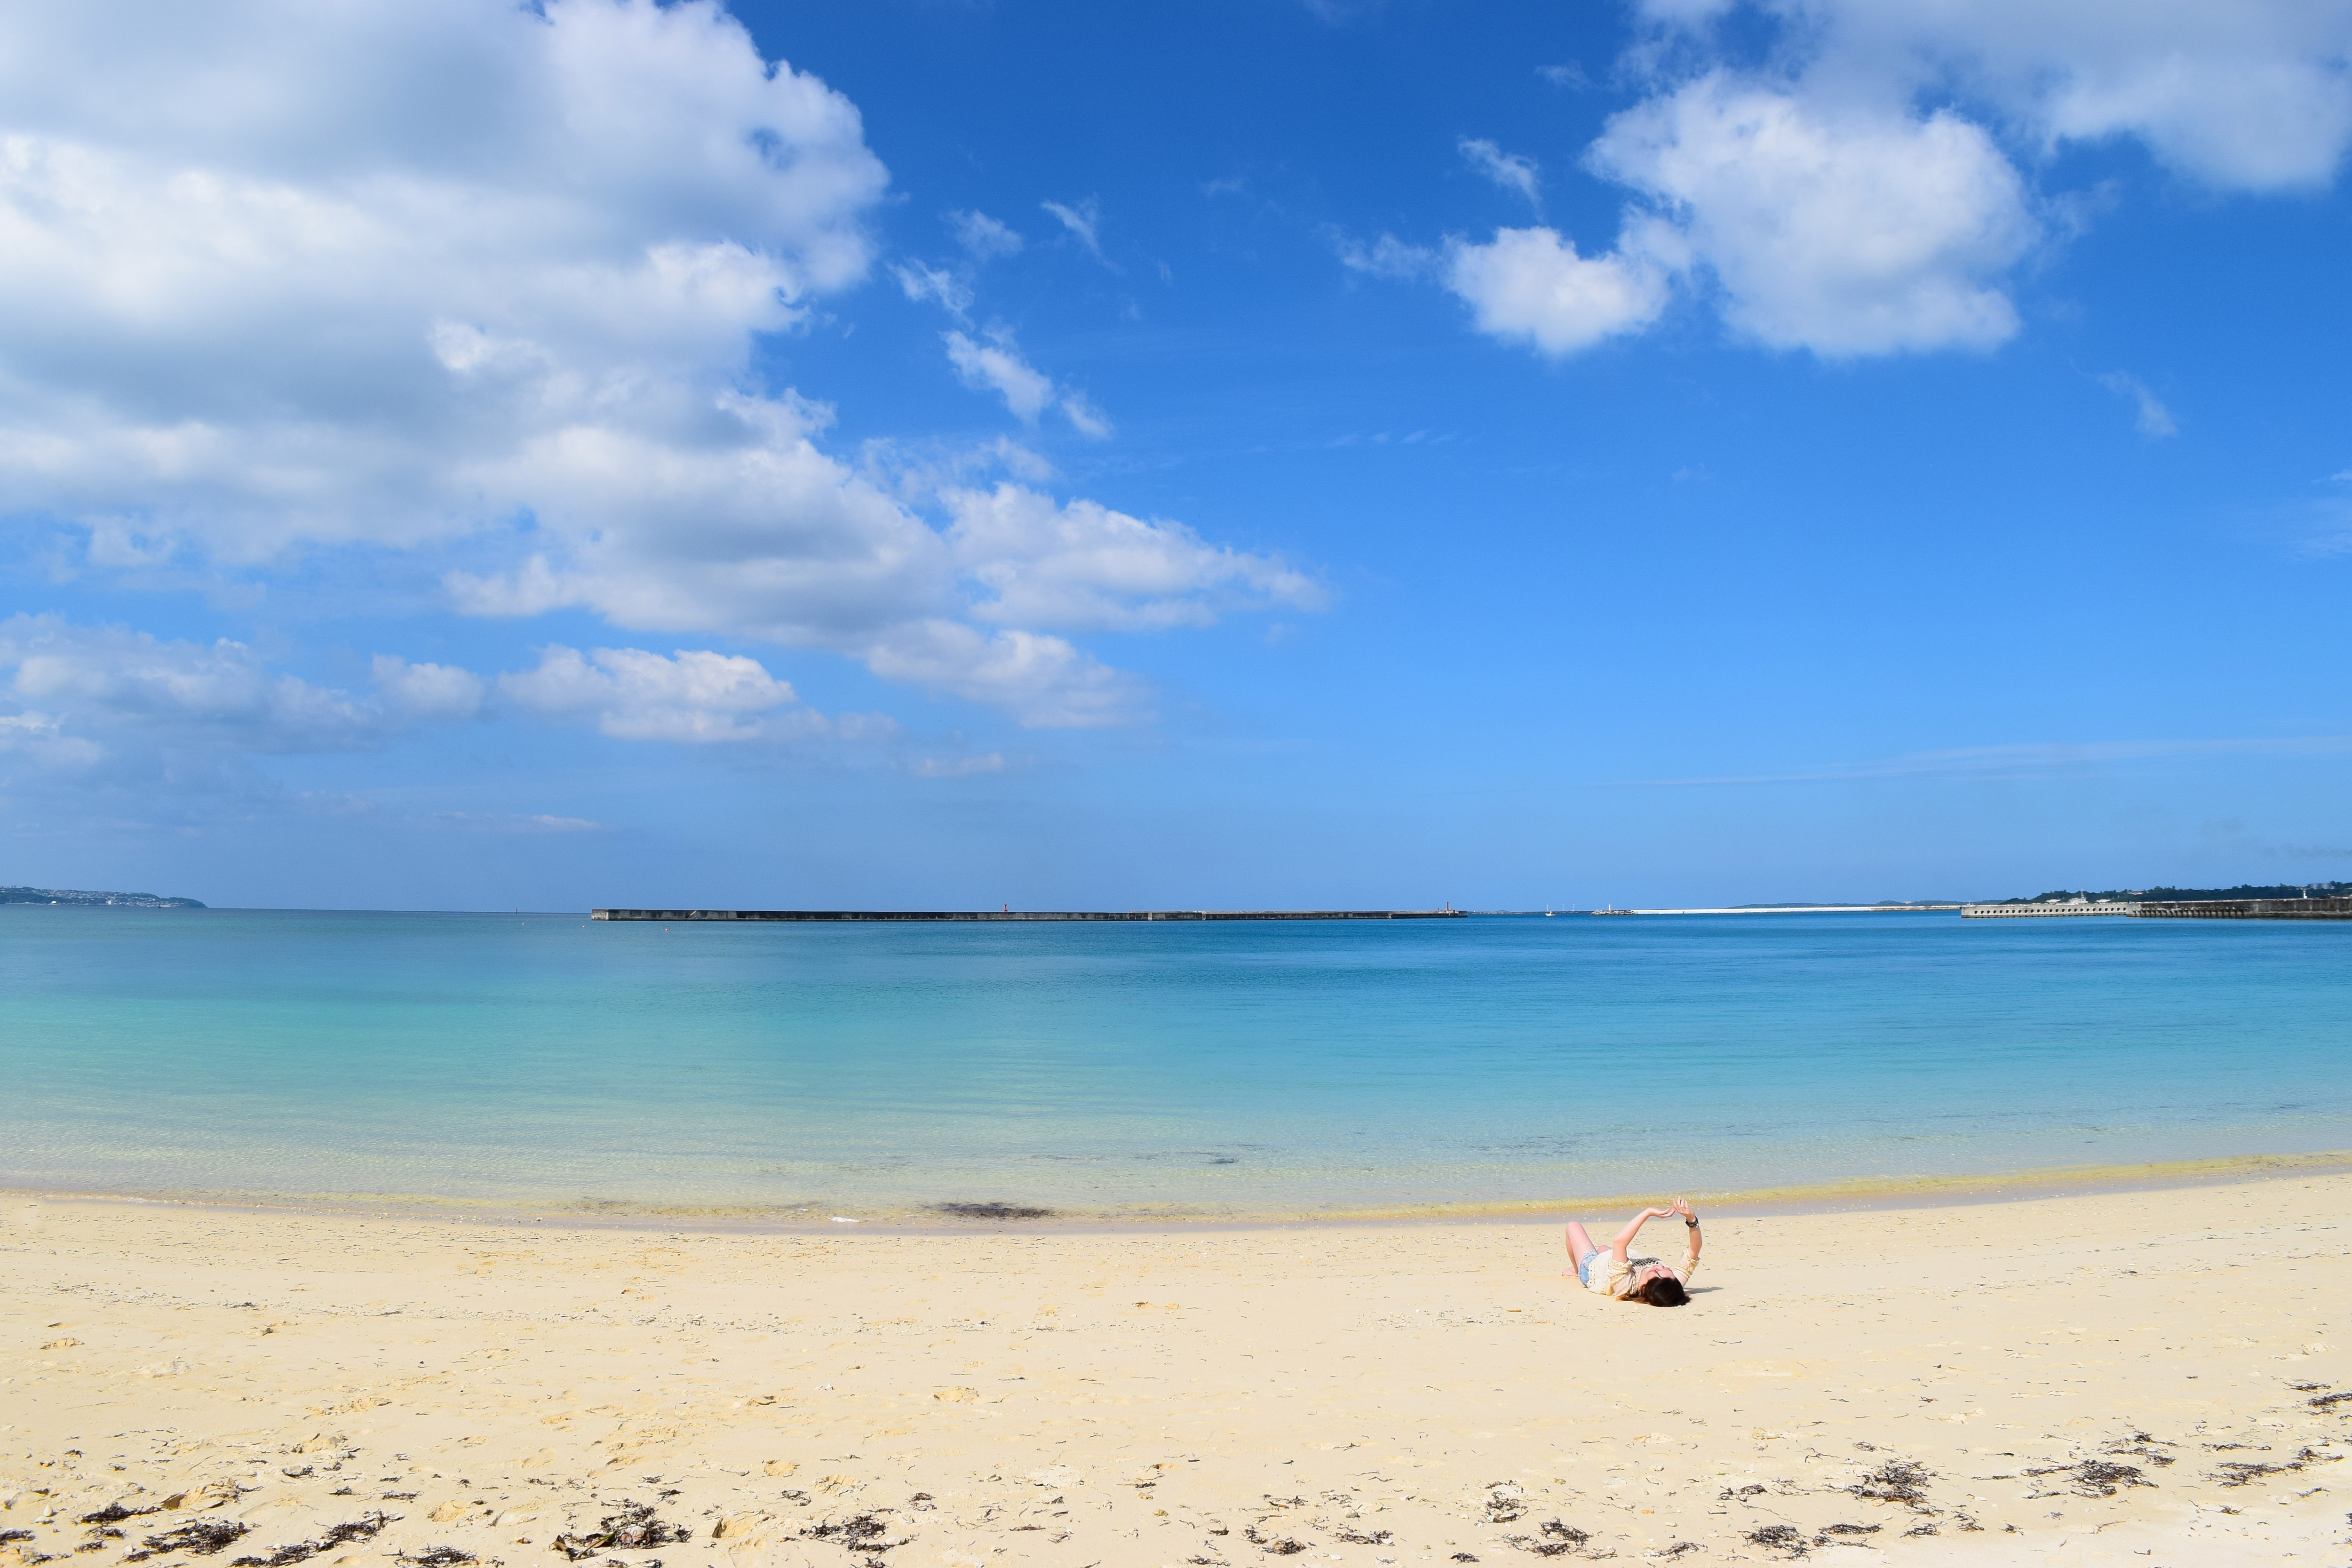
[4,1175,2347,1567]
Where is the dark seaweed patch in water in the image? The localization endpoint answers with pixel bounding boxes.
[127,1520,249,1561]
[931,1202,1056,1220]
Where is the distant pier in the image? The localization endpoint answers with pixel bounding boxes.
[1964,897,2352,921]
[591,908,1468,922]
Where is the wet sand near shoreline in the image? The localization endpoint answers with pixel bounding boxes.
[4,1175,2347,1567]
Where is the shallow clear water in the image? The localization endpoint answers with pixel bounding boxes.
[3,907,2347,1216]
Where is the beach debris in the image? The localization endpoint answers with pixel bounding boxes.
[2311,1391,2352,1411]
[2101,1432,2177,1468]
[1449,1556,1478,1563]
[228,1513,393,1566]
[1902,1523,1936,1537]
[1742,1523,1805,1557]
[1844,1458,1933,1510]
[2213,1447,2341,1488]
[2024,1458,2153,1498]
[125,1519,249,1561]
[549,1502,691,1560]
[1816,1522,1878,1537]
[1718,1485,1766,1501]
[1330,1526,1393,1545]
[1647,1546,1700,1560]
[76,1505,158,1527]
[396,1552,475,1568]
[931,1203,1054,1220]
[1482,1482,1528,1523]
[1502,1520,1591,1557]
[803,1512,906,1554]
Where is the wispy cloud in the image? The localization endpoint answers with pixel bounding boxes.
[912,752,1006,778]
[1625,735,2352,787]
[1459,136,1542,209]
[946,209,1024,261]
[2096,371,2179,438]
[1041,198,1106,260]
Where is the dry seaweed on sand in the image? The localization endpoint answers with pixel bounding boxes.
[550,1501,692,1559]
[1502,1520,1592,1557]
[2311,1391,2352,1410]
[931,1202,1055,1220]
[230,1512,394,1566]
[126,1520,251,1561]
[396,1551,476,1568]
[77,1505,160,1527]
[1845,1459,1934,1510]
[2213,1447,2342,1487]
[2023,1458,2154,1498]
[805,1513,900,1553]
[1743,1523,1805,1556]
[1240,1524,1305,1554]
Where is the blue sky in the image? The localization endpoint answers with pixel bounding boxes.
[2,0,2350,909]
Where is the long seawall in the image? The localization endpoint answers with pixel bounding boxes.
[591,908,1468,922]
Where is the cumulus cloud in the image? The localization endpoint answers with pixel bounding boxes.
[1723,0,2352,192]
[947,209,1025,260]
[946,485,1325,632]
[1459,136,1543,207]
[1444,225,1673,355]
[497,644,859,744]
[1411,0,2351,361]
[0,1,1308,732]
[1589,76,2035,354]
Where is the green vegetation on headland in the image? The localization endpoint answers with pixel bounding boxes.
[1993,881,2352,905]
[1,885,206,908]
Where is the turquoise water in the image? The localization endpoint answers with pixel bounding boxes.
[3,907,2348,1217]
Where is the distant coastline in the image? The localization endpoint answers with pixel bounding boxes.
[1,885,206,908]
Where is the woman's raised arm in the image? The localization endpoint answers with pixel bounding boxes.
[1609,1205,1676,1263]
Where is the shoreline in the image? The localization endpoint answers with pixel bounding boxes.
[10,1145,2349,1235]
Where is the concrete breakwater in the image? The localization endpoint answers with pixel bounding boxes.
[591,907,1468,922]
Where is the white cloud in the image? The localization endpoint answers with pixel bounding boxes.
[372,655,487,720]
[496,644,843,744]
[0,616,484,797]
[1336,233,1442,280]
[1444,226,1672,356]
[1589,75,2034,354]
[946,485,1325,632]
[943,331,1114,438]
[944,331,1057,422]
[1458,136,1543,207]
[1041,198,1104,256]
[0,2,1303,731]
[895,262,972,318]
[912,752,1006,778]
[1735,0,2352,192]
[947,209,1025,260]
[2096,371,2179,438]
[1421,0,2351,364]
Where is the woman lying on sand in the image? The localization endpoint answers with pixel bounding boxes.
[1565,1197,1702,1306]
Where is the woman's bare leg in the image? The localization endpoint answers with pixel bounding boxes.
[1564,1221,1598,1277]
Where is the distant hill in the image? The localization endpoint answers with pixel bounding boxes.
[1,885,206,909]
[1992,881,2352,905]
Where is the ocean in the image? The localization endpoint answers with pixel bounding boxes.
[4,906,2347,1218]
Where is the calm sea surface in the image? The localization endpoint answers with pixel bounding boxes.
[4,907,2347,1217]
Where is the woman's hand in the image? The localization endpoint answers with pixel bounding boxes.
[1669,1197,1695,1220]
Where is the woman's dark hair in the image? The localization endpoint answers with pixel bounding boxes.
[1637,1274,1688,1307]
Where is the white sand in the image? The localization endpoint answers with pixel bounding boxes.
[4,1175,2348,1567]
